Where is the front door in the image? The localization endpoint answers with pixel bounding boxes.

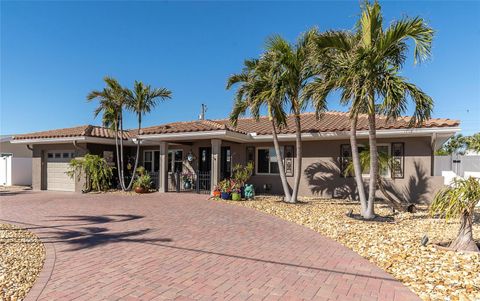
[198,147,211,173]
[220,146,231,179]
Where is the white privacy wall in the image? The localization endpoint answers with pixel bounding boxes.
[12,157,32,186]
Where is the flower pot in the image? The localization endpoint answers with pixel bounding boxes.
[135,186,146,194]
[231,192,241,201]
[183,181,192,190]
[220,192,231,200]
[213,190,221,198]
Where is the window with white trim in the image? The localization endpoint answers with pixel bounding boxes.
[256,147,283,175]
[360,144,391,177]
[143,150,183,173]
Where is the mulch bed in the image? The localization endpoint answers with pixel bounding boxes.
[0,223,45,301]
[230,197,479,301]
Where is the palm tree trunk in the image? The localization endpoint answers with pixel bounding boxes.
[365,112,377,219]
[349,115,368,214]
[118,111,126,190]
[270,116,291,203]
[290,114,303,204]
[126,115,142,190]
[113,119,123,190]
[449,211,479,252]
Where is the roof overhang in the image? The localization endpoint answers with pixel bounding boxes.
[137,130,251,143]
[251,127,461,142]
[11,136,134,146]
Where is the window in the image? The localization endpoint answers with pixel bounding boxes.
[144,151,153,172]
[144,150,182,173]
[256,147,282,174]
[48,153,53,158]
[340,144,392,178]
[361,145,390,177]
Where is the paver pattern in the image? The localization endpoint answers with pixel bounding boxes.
[0,191,420,301]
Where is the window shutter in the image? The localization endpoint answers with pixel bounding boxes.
[284,145,294,177]
[340,144,353,177]
[246,146,255,175]
[391,142,405,179]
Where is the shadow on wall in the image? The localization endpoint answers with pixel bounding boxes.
[304,159,358,200]
[386,161,431,204]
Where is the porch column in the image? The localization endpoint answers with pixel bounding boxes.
[158,141,169,193]
[211,139,221,191]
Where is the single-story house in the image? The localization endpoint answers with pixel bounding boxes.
[0,135,33,186]
[11,111,460,203]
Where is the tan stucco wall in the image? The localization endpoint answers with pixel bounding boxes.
[245,137,443,204]
[0,141,32,157]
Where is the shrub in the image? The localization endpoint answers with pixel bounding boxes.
[232,162,254,187]
[67,154,113,192]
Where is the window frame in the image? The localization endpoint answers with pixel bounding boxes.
[143,149,183,173]
[360,143,391,179]
[255,146,283,175]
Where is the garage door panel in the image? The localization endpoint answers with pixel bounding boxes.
[46,156,75,192]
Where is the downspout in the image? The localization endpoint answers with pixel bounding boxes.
[73,140,88,157]
[26,145,33,151]
[430,133,437,177]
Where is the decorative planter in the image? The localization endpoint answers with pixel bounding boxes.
[213,190,221,198]
[220,192,231,200]
[135,186,146,194]
[183,181,192,190]
[231,192,241,201]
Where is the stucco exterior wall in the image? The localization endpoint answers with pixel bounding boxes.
[0,141,32,158]
[245,137,443,204]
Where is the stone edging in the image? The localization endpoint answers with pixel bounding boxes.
[6,221,56,301]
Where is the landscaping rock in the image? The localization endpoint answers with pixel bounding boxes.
[0,223,45,301]
[232,197,480,301]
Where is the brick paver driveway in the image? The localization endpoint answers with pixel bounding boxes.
[0,191,419,301]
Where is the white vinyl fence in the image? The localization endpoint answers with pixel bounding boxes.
[434,155,480,180]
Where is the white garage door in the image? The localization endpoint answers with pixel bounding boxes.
[47,151,75,191]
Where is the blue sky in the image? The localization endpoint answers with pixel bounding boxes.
[1,1,479,135]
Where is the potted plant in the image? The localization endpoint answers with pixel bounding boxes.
[181,172,193,190]
[231,188,242,201]
[219,179,232,200]
[133,166,151,193]
[232,162,254,198]
[212,185,221,198]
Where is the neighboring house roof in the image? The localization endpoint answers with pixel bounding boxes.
[140,111,460,136]
[13,125,131,140]
[12,111,460,142]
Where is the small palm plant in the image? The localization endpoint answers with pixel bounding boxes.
[430,177,480,252]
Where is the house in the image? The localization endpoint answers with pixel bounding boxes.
[0,135,33,186]
[11,111,460,203]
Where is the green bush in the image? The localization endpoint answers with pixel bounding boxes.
[67,154,114,192]
[133,173,152,190]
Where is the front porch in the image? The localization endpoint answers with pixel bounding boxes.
[139,138,245,194]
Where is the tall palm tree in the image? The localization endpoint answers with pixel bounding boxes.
[227,57,293,202]
[265,29,324,203]
[87,77,128,190]
[125,81,172,190]
[310,1,434,219]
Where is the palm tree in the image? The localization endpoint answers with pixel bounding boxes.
[430,177,480,252]
[310,1,434,219]
[87,76,128,190]
[344,146,415,213]
[125,81,172,190]
[265,29,324,203]
[227,57,292,202]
